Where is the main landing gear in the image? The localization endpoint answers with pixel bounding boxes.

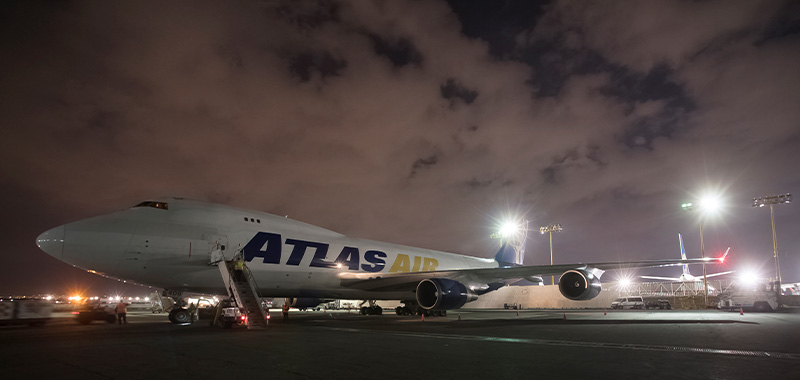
[359,300,383,315]
[168,308,192,324]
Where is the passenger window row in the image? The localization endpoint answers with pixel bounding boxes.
[244,217,261,224]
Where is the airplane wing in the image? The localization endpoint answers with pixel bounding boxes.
[339,257,721,292]
[640,275,681,281]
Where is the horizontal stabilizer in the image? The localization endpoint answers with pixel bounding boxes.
[705,270,734,278]
[641,275,680,282]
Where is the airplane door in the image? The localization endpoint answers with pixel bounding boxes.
[206,234,230,261]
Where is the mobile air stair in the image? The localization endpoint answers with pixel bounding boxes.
[210,246,269,329]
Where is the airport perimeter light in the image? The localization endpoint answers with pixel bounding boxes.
[681,192,724,306]
[752,193,792,283]
[540,224,563,285]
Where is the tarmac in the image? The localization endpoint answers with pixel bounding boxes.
[2,308,799,379]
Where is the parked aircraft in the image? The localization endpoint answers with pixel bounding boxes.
[641,234,732,282]
[36,198,724,322]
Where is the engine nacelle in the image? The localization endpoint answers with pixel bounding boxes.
[416,278,477,310]
[558,269,602,300]
[287,297,325,309]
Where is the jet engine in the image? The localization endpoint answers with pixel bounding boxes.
[558,269,602,300]
[416,278,477,310]
[287,297,325,309]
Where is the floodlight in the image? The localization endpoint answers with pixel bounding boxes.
[738,269,761,289]
[499,221,519,237]
[752,193,792,207]
[699,193,723,215]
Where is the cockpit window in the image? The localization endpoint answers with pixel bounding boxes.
[132,201,169,210]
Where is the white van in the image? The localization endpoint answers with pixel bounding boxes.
[611,296,644,309]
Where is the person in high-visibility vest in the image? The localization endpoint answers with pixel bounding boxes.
[188,302,197,323]
[115,301,128,325]
[235,258,244,271]
[234,257,245,281]
[282,302,290,322]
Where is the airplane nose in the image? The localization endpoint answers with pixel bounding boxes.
[36,225,65,259]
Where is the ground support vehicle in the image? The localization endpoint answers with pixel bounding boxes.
[645,300,672,310]
[0,300,53,327]
[611,296,645,309]
[210,299,246,328]
[73,304,116,324]
[719,281,800,312]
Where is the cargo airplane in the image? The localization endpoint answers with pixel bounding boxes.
[36,198,724,323]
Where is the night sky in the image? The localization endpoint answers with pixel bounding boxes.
[2,1,798,296]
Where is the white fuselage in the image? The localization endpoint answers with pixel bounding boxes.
[36,199,497,300]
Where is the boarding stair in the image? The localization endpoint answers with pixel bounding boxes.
[210,246,269,329]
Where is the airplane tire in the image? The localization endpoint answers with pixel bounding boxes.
[172,309,192,323]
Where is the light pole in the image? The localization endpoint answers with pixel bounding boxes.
[681,195,722,306]
[540,224,563,285]
[752,193,792,284]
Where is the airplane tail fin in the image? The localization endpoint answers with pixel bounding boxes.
[494,241,525,267]
[679,233,689,276]
[494,220,528,267]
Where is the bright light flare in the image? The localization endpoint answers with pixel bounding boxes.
[699,193,724,215]
[738,269,761,288]
[719,247,730,263]
[498,221,519,237]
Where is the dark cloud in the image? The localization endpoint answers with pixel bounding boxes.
[440,78,478,105]
[410,154,439,177]
[287,51,348,82]
[369,34,423,67]
[275,0,340,31]
[1,0,799,294]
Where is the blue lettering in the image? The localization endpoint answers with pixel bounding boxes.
[361,250,386,272]
[285,239,329,266]
[308,242,335,268]
[335,247,360,270]
[242,232,282,264]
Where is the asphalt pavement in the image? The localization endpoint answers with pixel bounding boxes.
[2,308,799,379]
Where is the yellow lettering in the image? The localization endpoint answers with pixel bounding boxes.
[411,256,421,272]
[389,254,410,273]
[422,258,439,271]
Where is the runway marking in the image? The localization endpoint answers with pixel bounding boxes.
[321,327,800,360]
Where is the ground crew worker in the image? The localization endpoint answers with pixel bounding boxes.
[188,302,197,323]
[115,300,128,325]
[234,257,245,281]
[235,257,244,271]
[282,302,290,322]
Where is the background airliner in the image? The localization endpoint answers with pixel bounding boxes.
[641,234,733,282]
[36,198,723,322]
